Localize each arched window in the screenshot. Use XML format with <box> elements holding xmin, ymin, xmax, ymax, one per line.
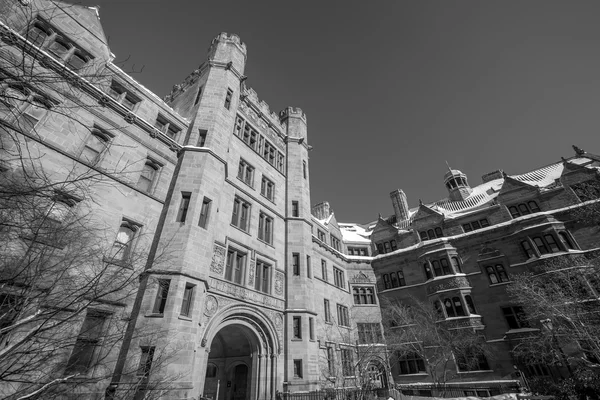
<box><xmin>533</xmin><ymin>237</ymin><xmax>549</xmax><ymax>255</ymax></box>
<box><xmin>48</xmin><ymin>37</ymin><xmax>70</xmax><ymax>58</ymax></box>
<box><xmin>137</xmin><ymin>160</ymin><xmax>159</xmax><ymax>193</ymax></box>
<box><xmin>434</xmin><ymin>227</ymin><xmax>443</xmax><ymax>238</ymax></box>
<box><xmin>397</xmin><ymin>270</ymin><xmax>406</xmax><ymax>287</ymax></box>
<box><xmin>544</xmin><ymin>234</ymin><xmax>560</xmax><ymax>252</ymax></box>
<box><xmin>112</xmin><ymin>221</ymin><xmax>138</xmax><ymax>261</ymax></box>
<box><xmin>383</xmin><ymin>274</ymin><xmax>391</xmax><ymax>290</ymax></box>
<box><xmin>521</xmin><ymin>240</ymin><xmax>535</xmax><ymax>258</ymax></box>
<box><xmin>486</xmin><ymin>264</ymin><xmax>509</xmax><ymax>284</ymax></box>
<box><xmin>434</xmin><ymin>300</ymin><xmax>444</xmax><ymax>319</ymax></box>
<box><xmin>444</xmin><ymin>298</ymin><xmax>456</xmax><ymax>318</ymax></box>
<box><xmin>67</xmin><ymin>51</ymin><xmax>88</xmax><ymax>70</ymax></box>
<box><xmin>427</xmin><ymin>229</ymin><xmax>435</xmax><ymax>240</ymax></box>
<box><xmin>465</xmin><ymin>295</ymin><xmax>476</xmax><ymax>314</ymax></box>
<box><xmin>451</xmin><ymin>256</ymin><xmax>463</xmax><ymax>273</ymax></box>
<box><xmin>28</xmin><ymin>23</ymin><xmax>52</xmax><ymax>47</ymax></box>
<box><xmin>528</xmin><ymin>201</ymin><xmax>540</xmax><ymax>213</ymax></box>
<box><xmin>431</xmin><ymin>260</ymin><xmax>442</xmax><ymax>277</ymax></box>
<box><xmin>424</xmin><ymin>263</ymin><xmax>433</xmax><ymax>280</ymax></box>
<box><xmin>440</xmin><ymin>258</ymin><xmax>452</xmax><ymax>275</ymax></box>
<box><xmin>81</xmin><ymin>129</ymin><xmax>111</xmax><ymax>164</ymax></box>
<box><xmin>509</xmin><ymin>206</ymin><xmax>520</xmax><ymax>218</ymax></box>
<box><xmin>558</xmin><ymin>231</ymin><xmax>574</xmax><ymax>249</ymax></box>
<box><xmin>453</xmin><ymin>297</ymin><xmax>466</xmax><ymax>316</ymax></box>
<box><xmin>518</xmin><ymin>203</ymin><xmax>531</xmax><ymax>215</ymax></box>
<box><xmin>390</xmin><ymin>272</ymin><xmax>398</xmax><ymax>288</ymax></box>
<box><xmin>206</xmin><ymin>363</ymin><xmax>217</xmax><ymax>378</ymax></box>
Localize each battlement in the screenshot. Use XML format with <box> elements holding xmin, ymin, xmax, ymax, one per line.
<box><xmin>163</xmin><ymin>63</ymin><xmax>205</xmax><ymax>104</ymax></box>
<box><xmin>208</xmin><ymin>32</ymin><xmax>247</xmax><ymax>57</ymax></box>
<box><xmin>279</xmin><ymin>107</ymin><xmax>307</xmax><ymax>123</ymax></box>
<box><xmin>242</xmin><ymin>87</ymin><xmax>286</xmax><ymax>134</ymax></box>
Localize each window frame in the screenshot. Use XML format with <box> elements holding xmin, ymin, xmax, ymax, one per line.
<box><xmin>225</xmin><ymin>247</ymin><xmax>246</xmax><ymax>285</ymax></box>
<box><xmin>485</xmin><ymin>263</ymin><xmax>510</xmax><ymax>285</ymax></box>
<box><xmin>254</xmin><ymin>260</ymin><xmax>271</xmax><ymax>294</ymax></box>
<box><xmin>333</xmin><ymin>267</ymin><xmax>345</xmax><ymax>289</ymax></box>
<box><xmin>198</xmin><ymin>197</ymin><xmax>212</xmax><ymax>229</ymax></box>
<box><xmin>152</xmin><ymin>279</ymin><xmax>171</xmax><ymax>315</ymax></box>
<box><xmin>137</xmin><ymin>158</ymin><xmax>161</xmax><ymax>194</ymax></box>
<box><xmin>258</xmin><ymin>211</ymin><xmax>274</xmax><ymax>245</ymax></box>
<box><xmin>231</xmin><ymin>196</ymin><xmax>251</xmax><ymax>232</ymax></box>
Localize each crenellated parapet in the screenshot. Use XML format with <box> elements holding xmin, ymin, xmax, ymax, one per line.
<box><xmin>208</xmin><ymin>32</ymin><xmax>247</xmax><ymax>59</ymax></box>
<box><xmin>239</xmin><ymin>86</ymin><xmax>287</xmax><ymax>141</ymax></box>
<box><xmin>279</xmin><ymin>106</ymin><xmax>307</xmax><ymax>124</ymax></box>
<box><xmin>163</xmin><ymin>62</ymin><xmax>208</xmax><ymax>103</ymax></box>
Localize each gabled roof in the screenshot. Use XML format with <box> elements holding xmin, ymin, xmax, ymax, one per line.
<box><xmin>53</xmin><ymin>1</ymin><xmax>108</xmax><ymax>46</ymax></box>
<box><xmin>374</xmin><ymin>154</ymin><xmax>600</xmax><ymax>227</ymax></box>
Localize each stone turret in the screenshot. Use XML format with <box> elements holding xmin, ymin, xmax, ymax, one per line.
<box><xmin>207</xmin><ymin>32</ymin><xmax>247</xmax><ymax>75</ymax></box>
<box><xmin>312</xmin><ymin>201</ymin><xmax>331</xmax><ymax>220</ymax></box>
<box><xmin>444</xmin><ymin>169</ymin><xmax>473</xmax><ymax>201</ymax></box>
<box><xmin>390</xmin><ymin>189</ymin><xmax>410</xmax><ymax>222</ymax></box>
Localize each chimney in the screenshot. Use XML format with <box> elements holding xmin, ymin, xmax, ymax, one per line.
<box><xmin>481</xmin><ymin>169</ymin><xmax>504</xmax><ymax>183</ymax></box>
<box><xmin>390</xmin><ymin>189</ymin><xmax>410</xmax><ymax>222</ymax></box>
<box><xmin>311</xmin><ymin>201</ymin><xmax>331</xmax><ymax>220</ymax></box>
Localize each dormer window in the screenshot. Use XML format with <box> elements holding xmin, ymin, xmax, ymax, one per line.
<box><xmin>28</xmin><ymin>22</ymin><xmax>51</xmax><ymax>47</ymax></box>
<box><xmin>48</xmin><ymin>38</ymin><xmax>70</xmax><ymax>58</ymax></box>
<box><xmin>108</xmin><ymin>80</ymin><xmax>140</xmax><ymax>111</ymax></box>
<box><xmin>26</xmin><ymin>19</ymin><xmax>93</xmax><ymax>70</ymax></box>
<box><xmin>419</xmin><ymin>227</ymin><xmax>443</xmax><ymax>241</ymax></box>
<box><xmin>154</xmin><ymin>114</ymin><xmax>181</xmax><ymax>140</ymax></box>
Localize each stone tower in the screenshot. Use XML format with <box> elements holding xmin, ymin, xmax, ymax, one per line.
<box><xmin>279</xmin><ymin>107</ymin><xmax>319</xmax><ymax>391</ymax></box>
<box><xmin>444</xmin><ymin>169</ymin><xmax>473</xmax><ymax>201</ymax></box>
<box><xmin>390</xmin><ymin>189</ymin><xmax>410</xmax><ymax>222</ymax></box>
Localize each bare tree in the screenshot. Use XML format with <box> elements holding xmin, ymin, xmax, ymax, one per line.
<box><xmin>0</xmin><ymin>2</ymin><xmax>179</xmax><ymax>398</ymax></box>
<box><xmin>318</xmin><ymin>320</ymin><xmax>388</xmax><ymax>391</ymax></box>
<box><xmin>506</xmin><ymin>255</ymin><xmax>600</xmax><ymax>397</ymax></box>
<box><xmin>382</xmin><ymin>297</ymin><xmax>492</xmax><ymax>386</ymax></box>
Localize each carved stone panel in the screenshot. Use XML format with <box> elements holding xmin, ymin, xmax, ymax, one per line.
<box><xmin>248</xmin><ymin>260</ymin><xmax>256</xmax><ymax>286</ymax></box>
<box><xmin>204</xmin><ymin>295</ymin><xmax>218</xmax><ymax>317</ymax></box>
<box><xmin>274</xmin><ymin>271</ymin><xmax>284</xmax><ymax>296</ymax></box>
<box><xmin>426</xmin><ymin>276</ymin><xmax>471</xmax><ymax>295</ymax></box>
<box><xmin>209</xmin><ymin>277</ymin><xmax>285</xmax><ymax>310</ymax></box>
<box><xmin>210</xmin><ymin>243</ymin><xmax>226</xmax><ymax>275</ymax></box>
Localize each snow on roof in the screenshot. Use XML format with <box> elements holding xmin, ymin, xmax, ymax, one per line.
<box><xmin>339</xmin><ymin>223</ymin><xmax>372</xmax><ymax>244</ymax></box>
<box><xmin>386</xmin><ymin>155</ymin><xmax>599</xmax><ymax>227</ymax></box>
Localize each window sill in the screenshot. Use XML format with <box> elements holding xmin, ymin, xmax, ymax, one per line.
<box><xmin>260</xmin><ymin>193</ymin><xmax>276</xmax><ymax>205</ymax></box>
<box><xmin>257</xmin><ymin>237</ymin><xmax>275</xmax><ymax>248</ymax></box>
<box><xmin>102</xmin><ymin>256</ymin><xmax>133</xmax><ymax>269</ymax></box>
<box><xmin>353</xmin><ymin>303</ymin><xmax>379</xmax><ymax>307</ymax></box>
<box><xmin>230</xmin><ymin>224</ymin><xmax>251</xmax><ymax>236</ymax></box>
<box><xmin>178</xmin><ymin>315</ymin><xmax>192</xmax><ymax>321</ymax></box>
<box><xmin>489</xmin><ymin>281</ymin><xmax>512</xmax><ymax>287</ymax></box>
<box><xmin>398</xmin><ymin>373</ymin><xmax>428</xmax><ymax>376</ymax></box>
<box><xmin>291</xmin><ymin>338</ymin><xmax>303</xmax><ymax>342</ymax></box>
<box><xmin>237</xmin><ymin>177</ymin><xmax>254</xmax><ymax>190</ymax></box>
<box><xmin>145</xmin><ymin>313</ymin><xmax>164</xmax><ymax>318</ymax></box>
<box><xmin>457</xmin><ymin>370</ymin><xmax>494</xmax><ymax>374</ymax></box>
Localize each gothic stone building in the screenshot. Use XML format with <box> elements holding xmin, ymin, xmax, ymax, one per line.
<box><xmin>0</xmin><ymin>1</ymin><xmax>599</xmax><ymax>399</ymax></box>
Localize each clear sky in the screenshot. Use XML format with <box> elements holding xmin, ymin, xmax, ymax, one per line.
<box><xmin>75</xmin><ymin>0</ymin><xmax>600</xmax><ymax>224</ymax></box>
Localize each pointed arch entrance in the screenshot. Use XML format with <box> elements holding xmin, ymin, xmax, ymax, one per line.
<box><xmin>201</xmin><ymin>305</ymin><xmax>280</xmax><ymax>400</ymax></box>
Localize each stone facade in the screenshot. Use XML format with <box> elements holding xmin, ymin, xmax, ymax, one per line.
<box><xmin>1</xmin><ymin>1</ymin><xmax>599</xmax><ymax>399</ymax></box>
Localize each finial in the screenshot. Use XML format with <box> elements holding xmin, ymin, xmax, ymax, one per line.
<box><xmin>445</xmin><ymin>160</ymin><xmax>453</xmax><ymax>174</ymax></box>
<box><xmin>561</xmin><ymin>156</ymin><xmax>567</xmax><ymax>162</ymax></box>
<box><xmin>573</xmin><ymin>145</ymin><xmax>585</xmax><ymax>156</ymax></box>
<box><xmin>419</xmin><ymin>199</ymin><xmax>423</xmax><ymax>205</ymax></box>
<box><xmin>502</xmin><ymin>171</ymin><xmax>508</xmax><ymax>178</ymax></box>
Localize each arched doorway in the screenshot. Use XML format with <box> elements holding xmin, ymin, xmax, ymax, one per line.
<box><xmin>365</xmin><ymin>360</ymin><xmax>388</xmax><ymax>389</ymax></box>
<box><xmin>201</xmin><ymin>308</ymin><xmax>280</xmax><ymax>400</ymax></box>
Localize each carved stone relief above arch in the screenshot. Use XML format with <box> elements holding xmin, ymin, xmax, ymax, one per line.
<box><xmin>210</xmin><ymin>243</ymin><xmax>226</xmax><ymax>275</ymax></box>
